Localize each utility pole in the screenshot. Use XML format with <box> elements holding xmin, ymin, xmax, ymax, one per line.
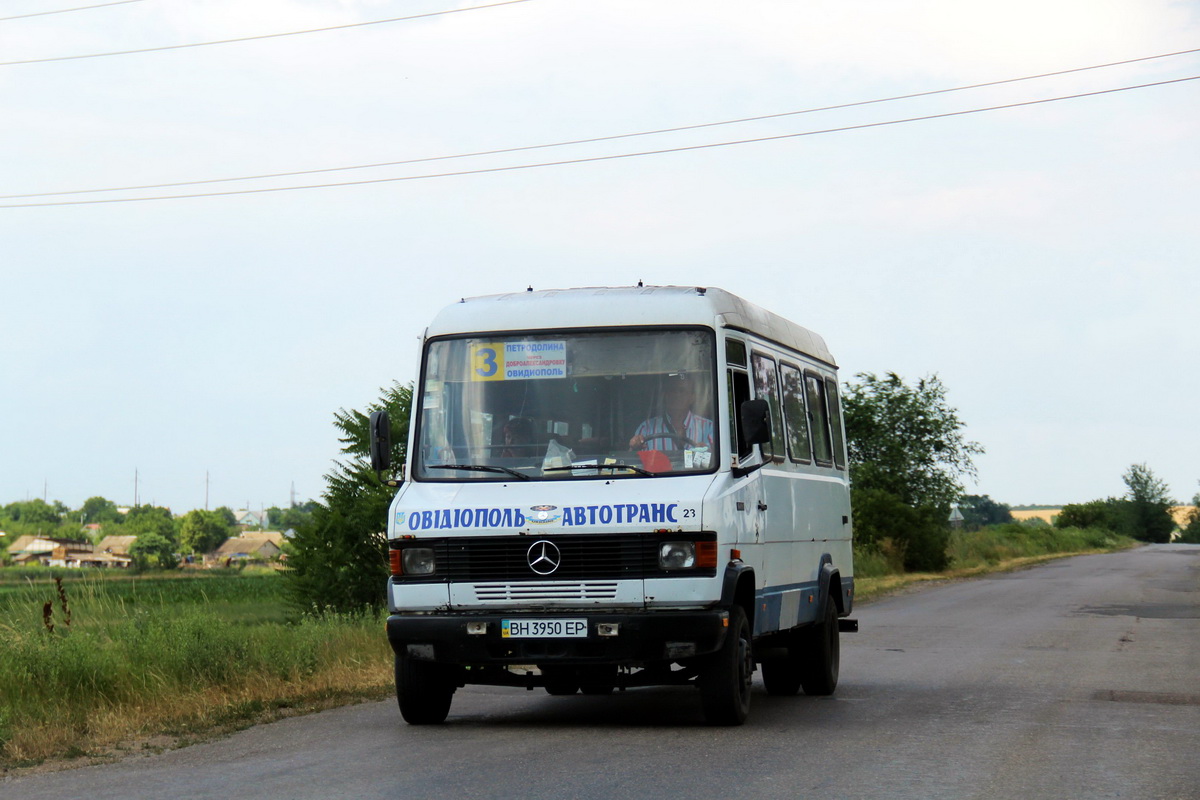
<box><xmin>205</xmin><ymin>470</ymin><xmax>210</xmax><ymax>511</ymax></box>
<box><xmin>134</xmin><ymin>468</ymin><xmax>139</xmax><ymax>507</ymax></box>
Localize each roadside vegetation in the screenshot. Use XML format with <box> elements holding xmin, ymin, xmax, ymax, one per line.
<box><xmin>0</xmin><ymin>570</ymin><xmax>391</xmax><ymax>769</ymax></box>
<box><xmin>853</xmin><ymin>523</ymin><xmax>1137</xmax><ymax>601</ymax></box>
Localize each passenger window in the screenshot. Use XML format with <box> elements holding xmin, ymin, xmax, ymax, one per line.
<box><xmin>751</xmin><ymin>353</ymin><xmax>785</xmax><ymax>463</ymax></box>
<box><xmin>805</xmin><ymin>372</ymin><xmax>833</xmax><ymax>466</ymax></box>
<box><xmin>824</xmin><ymin>377</ymin><xmax>847</xmax><ymax>470</ymax></box>
<box><xmin>780</xmin><ymin>364</ymin><xmax>812</xmax><ymax>463</ymax></box>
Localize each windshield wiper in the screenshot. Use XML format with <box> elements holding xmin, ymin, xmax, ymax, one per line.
<box><xmin>544</xmin><ymin>463</ymin><xmax>656</xmax><ymax>477</ymax></box>
<box><xmin>427</xmin><ymin>463</ymin><xmax>531</xmax><ymax>481</ymax></box>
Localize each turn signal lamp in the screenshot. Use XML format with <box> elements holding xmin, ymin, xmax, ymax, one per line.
<box><xmin>390</xmin><ymin>547</ymin><xmax>436</xmax><ymax>576</ymax></box>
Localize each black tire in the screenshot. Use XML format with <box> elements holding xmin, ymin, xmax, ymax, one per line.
<box><xmin>395</xmin><ymin>654</ymin><xmax>455</xmax><ymax>724</ymax></box>
<box><xmin>799</xmin><ymin>597</ymin><xmax>840</xmax><ymax>696</ymax></box>
<box><xmin>760</xmin><ymin>640</ymin><xmax>804</xmax><ymax>697</ymax></box>
<box><xmin>578</xmin><ymin>665</ymin><xmax>616</xmax><ymax>695</ymax></box>
<box><xmin>699</xmin><ymin>605</ymin><xmax>753</xmax><ymax>725</ymax></box>
<box><xmin>541</xmin><ymin>666</ymin><xmax>579</xmax><ymax>696</ymax></box>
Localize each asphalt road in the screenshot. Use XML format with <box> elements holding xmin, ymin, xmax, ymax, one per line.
<box><xmin>4</xmin><ymin>544</ymin><xmax>1198</xmax><ymax>800</ymax></box>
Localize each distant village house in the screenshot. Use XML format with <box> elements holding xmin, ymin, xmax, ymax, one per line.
<box><xmin>7</xmin><ymin>535</ymin><xmax>132</xmax><ymax>568</ymax></box>
<box><xmin>208</xmin><ymin>531</ymin><xmax>284</xmax><ymax>565</ymax></box>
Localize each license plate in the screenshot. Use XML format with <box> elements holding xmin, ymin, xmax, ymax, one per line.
<box><xmin>501</xmin><ymin>618</ymin><xmax>588</xmax><ymax>638</ymax></box>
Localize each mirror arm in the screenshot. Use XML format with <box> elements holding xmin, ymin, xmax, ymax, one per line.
<box><xmin>731</xmin><ymin>460</ymin><xmax>766</xmax><ymax>479</ymax></box>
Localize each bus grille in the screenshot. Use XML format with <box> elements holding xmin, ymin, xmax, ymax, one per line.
<box><xmin>472</xmin><ymin>582</ymin><xmax>620</xmax><ymax>601</ymax></box>
<box><xmin>392</xmin><ymin>533</ymin><xmax>716</xmax><ymax>583</ymax></box>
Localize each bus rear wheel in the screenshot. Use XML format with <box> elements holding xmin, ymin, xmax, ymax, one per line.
<box><xmin>799</xmin><ymin>598</ymin><xmax>840</xmax><ymax>696</ymax></box>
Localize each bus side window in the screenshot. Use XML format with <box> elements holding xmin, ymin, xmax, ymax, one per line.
<box><xmin>780</xmin><ymin>363</ymin><xmax>812</xmax><ymax>463</ymax></box>
<box><xmin>824</xmin><ymin>377</ymin><xmax>847</xmax><ymax>470</ymax></box>
<box><xmin>805</xmin><ymin>372</ymin><xmax>834</xmax><ymax>466</ymax></box>
<box><xmin>751</xmin><ymin>353</ymin><xmax>785</xmax><ymax>463</ymax></box>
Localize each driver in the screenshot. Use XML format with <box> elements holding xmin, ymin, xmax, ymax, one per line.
<box><xmin>628</xmin><ymin>374</ymin><xmax>714</xmax><ymax>451</ymax></box>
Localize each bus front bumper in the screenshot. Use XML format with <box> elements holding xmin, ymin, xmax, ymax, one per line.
<box><xmin>386</xmin><ymin>609</ymin><xmax>730</xmax><ymax>666</ymax></box>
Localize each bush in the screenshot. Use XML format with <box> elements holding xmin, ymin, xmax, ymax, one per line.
<box><xmin>852</xmin><ymin>487</ymin><xmax>949</xmax><ymax>572</ymax></box>
<box><xmin>1055</xmin><ymin>499</ymin><xmax>1127</xmax><ymax>532</ymax></box>
<box><xmin>1179</xmin><ymin>505</ymin><xmax>1200</xmax><ymax>544</ymax></box>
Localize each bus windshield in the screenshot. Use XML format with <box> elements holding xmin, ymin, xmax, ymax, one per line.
<box><xmin>414</xmin><ymin>329</ymin><xmax>718</xmax><ymax>481</ymax></box>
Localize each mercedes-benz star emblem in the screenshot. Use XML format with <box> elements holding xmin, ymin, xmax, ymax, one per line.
<box><xmin>527</xmin><ymin>540</ymin><xmax>562</xmax><ymax>575</ymax></box>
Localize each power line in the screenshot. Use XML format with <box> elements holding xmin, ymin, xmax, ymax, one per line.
<box><xmin>0</xmin><ymin>0</ymin><xmax>532</xmax><ymax>66</ymax></box>
<box><xmin>4</xmin><ymin>74</ymin><xmax>1196</xmax><ymax>209</ymax></box>
<box><xmin>6</xmin><ymin>46</ymin><xmax>1199</xmax><ymax>201</ymax></box>
<box><xmin>0</xmin><ymin>0</ymin><xmax>144</xmax><ymax>23</ymax></box>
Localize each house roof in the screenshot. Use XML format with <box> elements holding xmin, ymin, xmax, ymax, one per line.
<box><xmin>7</xmin><ymin>535</ymin><xmax>83</xmax><ymax>554</ymax></box>
<box><xmin>212</xmin><ymin>536</ymin><xmax>281</xmax><ymax>558</ymax></box>
<box><xmin>238</xmin><ymin>530</ymin><xmax>285</xmax><ymax>546</ymax></box>
<box><xmin>96</xmin><ymin>535</ymin><xmax>138</xmax><ymax>554</ymax></box>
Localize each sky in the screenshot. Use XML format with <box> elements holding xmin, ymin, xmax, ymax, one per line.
<box><xmin>2</xmin><ymin>0</ymin><xmax>1197</xmax><ymax>514</ymax></box>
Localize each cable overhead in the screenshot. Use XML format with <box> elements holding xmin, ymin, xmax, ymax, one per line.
<box><xmin>0</xmin><ymin>1</ymin><xmax>144</xmax><ymax>23</ymax></box>
<box><xmin>3</xmin><ymin>74</ymin><xmax>1196</xmax><ymax>209</ymax></box>
<box><xmin>0</xmin><ymin>0</ymin><xmax>532</xmax><ymax>66</ymax></box>
<box><xmin>5</xmin><ymin>46</ymin><xmax>1199</xmax><ymax>201</ymax></box>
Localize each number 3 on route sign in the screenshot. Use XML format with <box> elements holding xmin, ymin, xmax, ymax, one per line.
<box><xmin>470</xmin><ymin>343</ymin><xmax>505</xmax><ymax>381</ymax></box>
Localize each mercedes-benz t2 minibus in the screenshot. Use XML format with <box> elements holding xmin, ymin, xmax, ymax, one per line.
<box><xmin>369</xmin><ymin>285</ymin><xmax>856</xmax><ymax>726</ymax></box>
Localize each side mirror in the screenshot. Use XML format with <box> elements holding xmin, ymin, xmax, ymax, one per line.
<box><xmin>368</xmin><ymin>410</ymin><xmax>392</xmax><ymax>472</ymax></box>
<box><xmin>740</xmin><ymin>398</ymin><xmax>772</xmax><ymax>447</ymax></box>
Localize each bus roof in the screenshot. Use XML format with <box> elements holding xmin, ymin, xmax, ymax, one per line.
<box><xmin>426</xmin><ymin>285</ymin><xmax>836</xmax><ymax>367</ymax></box>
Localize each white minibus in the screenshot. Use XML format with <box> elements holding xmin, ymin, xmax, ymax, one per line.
<box><xmin>369</xmin><ymin>285</ymin><xmax>856</xmax><ymax>725</ymax></box>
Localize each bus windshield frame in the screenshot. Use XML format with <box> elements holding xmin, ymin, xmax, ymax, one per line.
<box><xmin>412</xmin><ymin>327</ymin><xmax>719</xmax><ymax>482</ymax></box>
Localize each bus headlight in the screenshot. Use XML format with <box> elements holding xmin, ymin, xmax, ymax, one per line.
<box><xmin>659</xmin><ymin>542</ymin><xmax>697</xmax><ymax>570</ymax></box>
<box><xmin>402</xmin><ymin>548</ymin><xmax>437</xmax><ymax>575</ymax></box>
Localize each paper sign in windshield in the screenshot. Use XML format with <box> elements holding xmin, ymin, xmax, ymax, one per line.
<box><xmin>471</xmin><ymin>341</ymin><xmax>566</xmax><ymax>381</ymax></box>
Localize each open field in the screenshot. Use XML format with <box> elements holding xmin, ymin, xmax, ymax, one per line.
<box><xmin>1009</xmin><ymin>506</ymin><xmax>1195</xmax><ymax>527</ymax></box>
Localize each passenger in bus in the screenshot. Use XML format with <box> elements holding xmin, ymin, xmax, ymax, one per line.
<box><xmin>500</xmin><ymin>417</ymin><xmax>535</xmax><ymax>457</ymax></box>
<box><xmin>628</xmin><ymin>374</ymin><xmax>714</xmax><ymax>451</ymax></box>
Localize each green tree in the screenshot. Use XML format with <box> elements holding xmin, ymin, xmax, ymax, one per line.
<box><xmin>285</xmin><ymin>383</ymin><xmax>411</xmax><ymax>615</ymax></box>
<box><xmin>78</xmin><ymin>496</ymin><xmax>123</xmax><ymax>525</ymax></box>
<box><xmin>843</xmin><ymin>373</ymin><xmax>983</xmax><ymax>571</ymax></box>
<box><xmin>1055</xmin><ymin>498</ymin><xmax>1128</xmax><ymax>532</ymax></box>
<box><xmin>1179</xmin><ymin>486</ymin><xmax>1200</xmax><ymax>544</ymax></box>
<box><xmin>125</xmin><ymin>505</ymin><xmax>178</xmax><ymax>544</ymax></box>
<box><xmin>2</xmin><ymin>499</ymin><xmax>68</xmax><ymax>527</ymax></box>
<box><xmin>851</xmin><ymin>488</ymin><xmax>950</xmax><ymax>572</ymax></box>
<box><xmin>129</xmin><ymin>532</ymin><xmax>180</xmax><ymax>571</ymax></box>
<box><xmin>958</xmin><ymin>494</ymin><xmax>1014</xmax><ymax>528</ymax></box>
<box><xmin>178</xmin><ymin>509</ymin><xmax>235</xmax><ymax>554</ymax></box>
<box><xmin>843</xmin><ymin>373</ymin><xmax>984</xmax><ymax>509</ymax></box>
<box><xmin>1123</xmin><ymin>463</ymin><xmax>1175</xmax><ymax>543</ymax></box>
<box><xmin>268</xmin><ymin>502</ymin><xmax>316</xmax><ymax>531</ymax></box>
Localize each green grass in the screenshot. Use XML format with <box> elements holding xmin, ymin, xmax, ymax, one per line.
<box><xmin>946</xmin><ymin>523</ymin><xmax>1135</xmax><ymax>570</ymax></box>
<box><xmin>0</xmin><ymin>569</ymin><xmax>291</xmax><ymax>630</ymax></box>
<box><xmin>0</xmin><ymin>570</ymin><xmax>392</xmax><ymax>768</ymax></box>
